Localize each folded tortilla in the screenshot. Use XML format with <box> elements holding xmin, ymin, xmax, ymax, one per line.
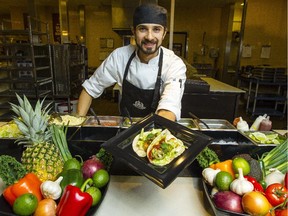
<box><xmin>132</xmin><ymin>128</ymin><xmax>162</xmax><ymax>157</ymax></box>
<box><xmin>146</xmin><ymin>129</ymin><xmax>186</xmax><ymax>166</ymax></box>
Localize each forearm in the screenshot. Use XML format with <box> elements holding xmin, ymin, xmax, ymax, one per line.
<box><xmin>157</xmin><ymin>109</ymin><xmax>176</xmax><ymax>121</ymax></box>
<box><xmin>77</xmin><ymin>89</ymin><xmax>93</xmax><ymax>116</ymax></box>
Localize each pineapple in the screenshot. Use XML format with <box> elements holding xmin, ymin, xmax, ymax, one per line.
<box><xmin>10</xmin><ymin>94</ymin><xmax>64</xmax><ymax>181</ymax></box>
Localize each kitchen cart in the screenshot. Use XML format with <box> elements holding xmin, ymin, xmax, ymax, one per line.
<box><xmin>52</xmin><ymin>44</ymin><xmax>87</xmax><ymax>113</ymax></box>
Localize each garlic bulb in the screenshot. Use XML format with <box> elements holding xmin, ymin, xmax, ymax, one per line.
<box><xmin>40</xmin><ymin>176</ymin><xmax>63</xmax><ymax>200</ymax></box>
<box><xmin>202</xmin><ymin>167</ymin><xmax>221</xmax><ymax>186</ymax></box>
<box><xmin>230</xmin><ymin>168</ymin><xmax>253</xmax><ymax>195</ymax></box>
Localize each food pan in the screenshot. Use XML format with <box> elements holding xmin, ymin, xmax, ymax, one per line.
<box><xmin>84</xmin><ymin>115</ymin><xmax>121</xmax><ymax>127</ymax></box>
<box><xmin>120</xmin><ymin>117</ymin><xmax>143</xmax><ymax>128</ymax></box>
<box><xmin>200</xmin><ymin>130</ymin><xmax>251</xmax><ymax>145</ymax></box>
<box><xmin>49</xmin><ymin>113</ymin><xmax>87</xmax><ymax>126</ymax></box>
<box><xmin>177</xmin><ymin>118</ymin><xmax>199</xmax><ymax>130</ymax></box>
<box><xmin>240</xmin><ymin>130</ymin><xmax>286</xmax><ymax>146</ymax></box>
<box><xmin>198</xmin><ymin>119</ymin><xmax>236</xmax><ymax>130</ymax></box>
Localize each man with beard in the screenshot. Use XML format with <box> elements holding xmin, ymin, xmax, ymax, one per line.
<box><xmin>77</xmin><ymin>4</ymin><xmax>186</xmax><ymax>121</ymax></box>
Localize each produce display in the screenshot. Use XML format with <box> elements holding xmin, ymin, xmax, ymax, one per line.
<box><xmin>0</xmin><ymin>94</ymin><xmax>112</xmax><ymax>216</ymax></box>
<box><xmin>201</xmin><ymin>140</ymin><xmax>288</xmax><ymax>216</ymax></box>
<box><xmin>132</xmin><ymin>128</ymin><xmax>186</xmax><ymax>166</ymax></box>
<box><xmin>0</xmin><ymin>95</ymin><xmax>287</xmax><ymax>215</ymax></box>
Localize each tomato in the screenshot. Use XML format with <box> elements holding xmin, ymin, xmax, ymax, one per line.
<box><xmin>266</xmin><ymin>208</ymin><xmax>288</xmax><ymax>216</ymax></box>
<box><xmin>275</xmin><ymin>209</ymin><xmax>288</xmax><ymax>216</ymax></box>
<box><xmin>265</xmin><ymin>183</ymin><xmax>288</xmax><ymax>206</ymax></box>
<box><xmin>242</xmin><ymin>191</ymin><xmax>272</xmax><ymax>216</ymax></box>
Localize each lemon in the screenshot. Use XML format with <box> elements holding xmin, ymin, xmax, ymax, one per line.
<box><xmin>215</xmin><ymin>171</ymin><xmax>233</xmax><ymax>191</ymax></box>
<box><xmin>92</xmin><ymin>169</ymin><xmax>110</xmax><ymax>188</ymax></box>
<box><xmin>13</xmin><ymin>193</ymin><xmax>38</xmax><ymax>216</ymax></box>
<box><xmin>232</xmin><ymin>157</ymin><xmax>250</xmax><ymax>175</ymax></box>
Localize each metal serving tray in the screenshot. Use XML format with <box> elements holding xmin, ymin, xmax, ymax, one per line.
<box><xmin>198</xmin><ymin>119</ymin><xmax>236</xmax><ymax>130</ymax></box>
<box><xmin>84</xmin><ymin>116</ymin><xmax>122</xmax><ymax>127</ymax></box>
<box><xmin>120</xmin><ymin>117</ymin><xmax>143</xmax><ymax>128</ymax></box>
<box><xmin>177</xmin><ymin>118</ymin><xmax>199</xmax><ymax>130</ymax></box>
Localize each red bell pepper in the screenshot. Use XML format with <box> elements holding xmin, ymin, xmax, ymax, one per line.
<box><xmin>244</xmin><ymin>175</ymin><xmax>264</xmax><ymax>192</ymax></box>
<box><xmin>3</xmin><ymin>173</ymin><xmax>43</xmax><ymax>206</ymax></box>
<box><xmin>56</xmin><ymin>178</ymin><xmax>93</xmax><ymax>216</ymax></box>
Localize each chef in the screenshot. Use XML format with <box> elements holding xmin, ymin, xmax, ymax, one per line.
<box><xmin>77</xmin><ymin>3</ymin><xmax>186</xmax><ymax>121</ymax></box>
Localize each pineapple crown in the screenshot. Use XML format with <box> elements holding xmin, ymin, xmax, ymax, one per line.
<box><xmin>10</xmin><ymin>94</ymin><xmax>53</xmax><ymax>145</ymax></box>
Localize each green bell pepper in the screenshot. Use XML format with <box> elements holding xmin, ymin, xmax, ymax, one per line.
<box><xmin>58</xmin><ymin>169</ymin><xmax>84</xmax><ymax>190</ymax></box>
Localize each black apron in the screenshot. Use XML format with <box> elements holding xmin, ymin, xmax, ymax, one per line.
<box><xmin>120</xmin><ymin>49</ymin><xmax>163</xmax><ymax>117</ymax></box>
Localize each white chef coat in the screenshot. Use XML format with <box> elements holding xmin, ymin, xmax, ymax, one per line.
<box><xmin>82</xmin><ymin>44</ymin><xmax>187</xmax><ymax>120</ymax></box>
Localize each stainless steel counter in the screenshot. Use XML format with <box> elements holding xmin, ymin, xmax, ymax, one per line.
<box><xmin>201</xmin><ymin>77</ymin><xmax>245</xmax><ymax>93</ymax></box>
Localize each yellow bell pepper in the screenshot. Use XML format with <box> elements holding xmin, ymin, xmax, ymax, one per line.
<box><xmin>210</xmin><ymin>159</ymin><xmax>235</xmax><ymax>179</ymax></box>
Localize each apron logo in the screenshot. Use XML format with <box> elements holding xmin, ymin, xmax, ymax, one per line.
<box><xmin>133</xmin><ymin>101</ymin><xmax>146</xmax><ymax>110</ymax></box>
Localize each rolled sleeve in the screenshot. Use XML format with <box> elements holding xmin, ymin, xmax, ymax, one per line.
<box><xmin>156</xmin><ymin>53</ymin><xmax>186</xmax><ymax>120</ymax></box>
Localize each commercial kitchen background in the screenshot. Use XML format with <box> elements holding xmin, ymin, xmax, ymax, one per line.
<box><xmin>0</xmin><ymin>0</ymin><xmax>286</xmax><ymax>129</ymax></box>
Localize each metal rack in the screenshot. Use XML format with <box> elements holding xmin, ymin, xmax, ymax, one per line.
<box><xmin>52</xmin><ymin>44</ymin><xmax>87</xmax><ymax>113</ymax></box>
<box><xmin>244</xmin><ymin>67</ymin><xmax>287</xmax><ymax>117</ymax></box>
<box><xmin>0</xmin><ymin>16</ymin><xmax>54</xmax><ymax>119</ymax></box>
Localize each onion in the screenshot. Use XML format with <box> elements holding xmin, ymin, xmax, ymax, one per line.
<box><xmin>34</xmin><ymin>198</ymin><xmax>57</xmax><ymax>216</ymax></box>
<box><xmin>213</xmin><ymin>191</ymin><xmax>244</xmax><ymax>213</ymax></box>
<box><xmin>82</xmin><ymin>155</ymin><xmax>105</xmax><ymax>179</ymax></box>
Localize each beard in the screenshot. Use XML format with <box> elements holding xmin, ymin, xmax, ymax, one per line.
<box><xmin>136</xmin><ymin>39</ymin><xmax>161</xmax><ymax>55</ymax></box>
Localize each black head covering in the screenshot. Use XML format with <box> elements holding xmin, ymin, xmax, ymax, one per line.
<box><xmin>133</xmin><ymin>4</ymin><xmax>167</xmax><ymax>28</ymax></box>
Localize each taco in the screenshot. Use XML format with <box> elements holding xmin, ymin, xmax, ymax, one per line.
<box><xmin>132</xmin><ymin>128</ymin><xmax>162</xmax><ymax>157</ymax></box>
<box><xmin>146</xmin><ymin>129</ymin><xmax>186</xmax><ymax>166</ymax></box>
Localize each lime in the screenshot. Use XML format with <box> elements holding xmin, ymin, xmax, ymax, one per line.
<box><xmin>215</xmin><ymin>171</ymin><xmax>233</xmax><ymax>191</ymax></box>
<box><xmin>92</xmin><ymin>169</ymin><xmax>109</xmax><ymax>188</ymax></box>
<box><xmin>232</xmin><ymin>157</ymin><xmax>250</xmax><ymax>175</ymax></box>
<box><xmin>63</xmin><ymin>158</ymin><xmax>82</xmax><ymax>170</ymax></box>
<box><xmin>86</xmin><ymin>186</ymin><xmax>102</xmax><ymax>206</ymax></box>
<box><xmin>13</xmin><ymin>193</ymin><xmax>38</xmax><ymax>216</ymax></box>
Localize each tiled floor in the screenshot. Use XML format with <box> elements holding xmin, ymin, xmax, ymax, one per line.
<box><xmin>91</xmin><ymin>91</ymin><xmax>287</xmax><ymax>131</ymax></box>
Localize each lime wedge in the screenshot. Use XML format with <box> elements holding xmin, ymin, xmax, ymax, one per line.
<box><xmin>266</xmin><ymin>133</ymin><xmax>279</xmax><ymax>140</ymax></box>
<box><xmin>249</xmin><ymin>132</ymin><xmax>268</xmax><ymax>143</ymax></box>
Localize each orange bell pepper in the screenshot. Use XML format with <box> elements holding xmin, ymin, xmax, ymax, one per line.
<box><xmin>3</xmin><ymin>173</ymin><xmax>43</xmax><ymax>206</ymax></box>
<box><xmin>210</xmin><ymin>159</ymin><xmax>235</xmax><ymax>179</ymax></box>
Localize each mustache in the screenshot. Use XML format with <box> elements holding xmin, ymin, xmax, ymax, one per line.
<box><xmin>141</xmin><ymin>39</ymin><xmax>157</xmax><ymax>44</ymax></box>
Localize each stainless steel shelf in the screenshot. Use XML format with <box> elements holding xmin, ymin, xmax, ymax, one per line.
<box><xmin>0</xmin><ymin>16</ymin><xmax>54</xmax><ymax>118</ymax></box>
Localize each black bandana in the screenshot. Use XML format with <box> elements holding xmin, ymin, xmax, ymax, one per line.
<box><xmin>133</xmin><ymin>4</ymin><xmax>167</xmax><ymax>28</ymax></box>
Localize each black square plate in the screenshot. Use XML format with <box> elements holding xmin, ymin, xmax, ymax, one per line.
<box><xmin>102</xmin><ymin>114</ymin><xmax>213</xmax><ymax>188</ymax></box>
